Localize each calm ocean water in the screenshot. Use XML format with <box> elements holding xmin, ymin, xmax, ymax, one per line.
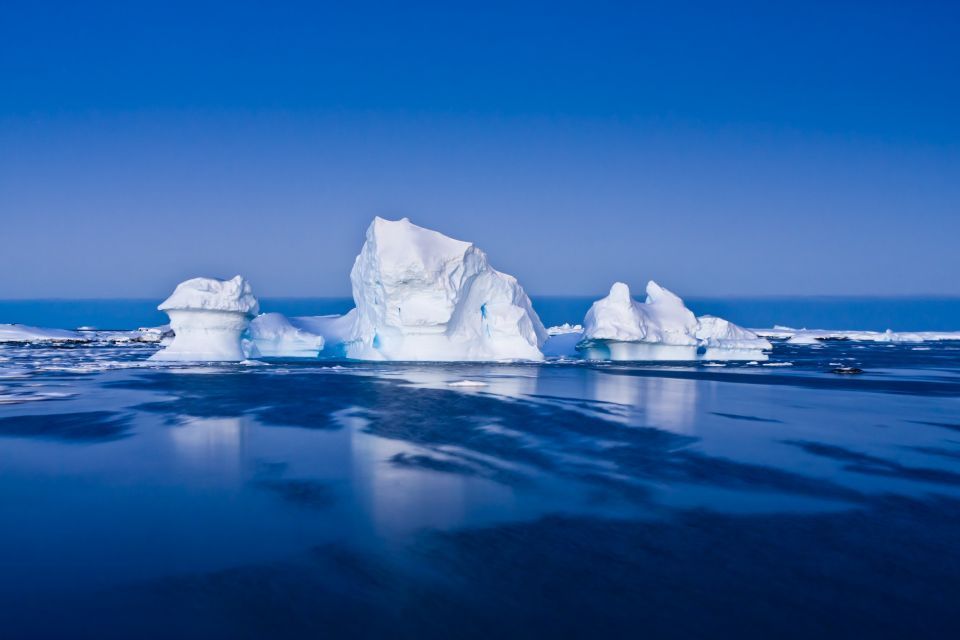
<box><xmin>3</xmin><ymin>296</ymin><xmax>960</xmax><ymax>330</ymax></box>
<box><xmin>3</xmin><ymin>299</ymin><xmax>960</xmax><ymax>637</ymax></box>
<box><xmin>2</xmin><ymin>337</ymin><xmax>960</xmax><ymax>638</ymax></box>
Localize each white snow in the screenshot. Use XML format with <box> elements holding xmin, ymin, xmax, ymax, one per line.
<box><xmin>579</xmin><ymin>282</ymin><xmax>770</xmax><ymax>361</ymax></box>
<box><xmin>546</xmin><ymin>323</ymin><xmax>583</xmax><ymax>336</ymax></box>
<box><xmin>340</xmin><ymin>217</ymin><xmax>547</xmax><ymax>361</ymax></box>
<box><xmin>150</xmin><ymin>276</ymin><xmax>259</xmax><ymax>362</ymax></box>
<box><xmin>0</xmin><ymin>324</ymin><xmax>88</xmax><ymax>343</ymax></box>
<box><xmin>246</xmin><ymin>312</ymin><xmax>324</xmax><ymax>358</ymax></box>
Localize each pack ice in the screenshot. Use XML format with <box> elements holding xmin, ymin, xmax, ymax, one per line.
<box><xmin>150</xmin><ymin>276</ymin><xmax>260</xmax><ymax>361</ymax></box>
<box><xmin>341</xmin><ymin>217</ymin><xmax>547</xmax><ymax>361</ymax></box>
<box><xmin>579</xmin><ymin>282</ymin><xmax>771</xmax><ymax>361</ymax></box>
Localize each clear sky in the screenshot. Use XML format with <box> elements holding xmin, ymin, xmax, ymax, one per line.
<box><xmin>1</xmin><ymin>0</ymin><xmax>958</xmax><ymax>298</ymax></box>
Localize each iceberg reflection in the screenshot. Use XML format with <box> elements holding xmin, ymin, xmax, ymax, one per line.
<box><xmin>590</xmin><ymin>371</ymin><xmax>698</xmax><ymax>434</ymax></box>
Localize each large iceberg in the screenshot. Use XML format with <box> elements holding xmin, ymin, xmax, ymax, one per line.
<box><xmin>150</xmin><ymin>276</ymin><xmax>259</xmax><ymax>362</ymax></box>
<box><xmin>342</xmin><ymin>217</ymin><xmax>547</xmax><ymax>361</ymax></box>
<box><xmin>579</xmin><ymin>282</ymin><xmax>771</xmax><ymax>361</ymax></box>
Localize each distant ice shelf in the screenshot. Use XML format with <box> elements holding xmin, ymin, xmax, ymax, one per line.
<box><xmin>0</xmin><ymin>324</ymin><xmax>88</xmax><ymax>343</ymax></box>
<box><xmin>755</xmin><ymin>327</ymin><xmax>960</xmax><ymax>344</ymax></box>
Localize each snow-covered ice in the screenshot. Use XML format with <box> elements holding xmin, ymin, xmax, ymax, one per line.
<box><xmin>339</xmin><ymin>217</ymin><xmax>547</xmax><ymax>361</ymax></box>
<box><xmin>0</xmin><ymin>324</ymin><xmax>88</xmax><ymax>343</ymax></box>
<box><xmin>150</xmin><ymin>276</ymin><xmax>259</xmax><ymax>362</ymax></box>
<box><xmin>579</xmin><ymin>282</ymin><xmax>771</xmax><ymax>361</ymax></box>
<box><xmin>695</xmin><ymin>315</ymin><xmax>773</xmax><ymax>360</ymax></box>
<box><xmin>247</xmin><ymin>312</ymin><xmax>324</xmax><ymax>358</ymax></box>
<box><xmin>753</xmin><ymin>327</ymin><xmax>960</xmax><ymax>344</ymax></box>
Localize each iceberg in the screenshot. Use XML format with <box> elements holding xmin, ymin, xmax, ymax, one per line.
<box><xmin>246</xmin><ymin>312</ymin><xmax>325</xmax><ymax>358</ymax></box>
<box><xmin>150</xmin><ymin>276</ymin><xmax>259</xmax><ymax>362</ymax></box>
<box><xmin>341</xmin><ymin>217</ymin><xmax>547</xmax><ymax>361</ymax></box>
<box><xmin>579</xmin><ymin>282</ymin><xmax>771</xmax><ymax>361</ymax></box>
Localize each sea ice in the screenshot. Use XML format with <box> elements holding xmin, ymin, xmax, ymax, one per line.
<box><xmin>0</xmin><ymin>324</ymin><xmax>88</xmax><ymax>343</ymax></box>
<box><xmin>150</xmin><ymin>276</ymin><xmax>259</xmax><ymax>362</ymax></box>
<box><xmin>338</xmin><ymin>217</ymin><xmax>547</xmax><ymax>361</ymax></box>
<box><xmin>754</xmin><ymin>328</ymin><xmax>960</xmax><ymax>344</ymax></box>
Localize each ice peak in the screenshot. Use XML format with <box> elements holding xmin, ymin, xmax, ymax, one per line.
<box><xmin>607</xmin><ymin>282</ymin><xmax>633</xmax><ymax>303</ymax></box>
<box><xmin>644</xmin><ymin>280</ymin><xmax>684</xmax><ymax>307</ymax></box>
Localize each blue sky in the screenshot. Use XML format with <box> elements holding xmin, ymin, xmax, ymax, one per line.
<box><xmin>1</xmin><ymin>0</ymin><xmax>958</xmax><ymax>298</ymax></box>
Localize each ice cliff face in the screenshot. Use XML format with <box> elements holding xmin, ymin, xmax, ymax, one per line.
<box><xmin>581</xmin><ymin>281</ymin><xmax>771</xmax><ymax>360</ymax></box>
<box><xmin>151</xmin><ymin>276</ymin><xmax>259</xmax><ymax>362</ymax></box>
<box><xmin>345</xmin><ymin>217</ymin><xmax>547</xmax><ymax>361</ymax></box>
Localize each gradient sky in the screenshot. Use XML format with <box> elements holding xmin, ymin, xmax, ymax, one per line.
<box><xmin>1</xmin><ymin>0</ymin><xmax>958</xmax><ymax>298</ymax></box>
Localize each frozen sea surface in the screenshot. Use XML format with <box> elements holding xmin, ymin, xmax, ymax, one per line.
<box><xmin>1</xmin><ymin>338</ymin><xmax>960</xmax><ymax>638</ymax></box>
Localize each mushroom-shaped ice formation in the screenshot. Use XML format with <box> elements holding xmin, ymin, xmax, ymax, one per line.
<box><xmin>150</xmin><ymin>275</ymin><xmax>259</xmax><ymax>362</ymax></box>
<box><xmin>344</xmin><ymin>217</ymin><xmax>547</xmax><ymax>361</ymax></box>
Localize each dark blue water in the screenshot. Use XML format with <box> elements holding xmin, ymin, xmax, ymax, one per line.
<box><xmin>3</xmin><ymin>296</ymin><xmax>960</xmax><ymax>331</ymax></box>
<box><xmin>1</xmin><ymin>336</ymin><xmax>960</xmax><ymax>638</ymax></box>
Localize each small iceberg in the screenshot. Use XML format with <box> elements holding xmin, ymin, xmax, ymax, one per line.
<box><xmin>150</xmin><ymin>275</ymin><xmax>259</xmax><ymax>362</ymax></box>
<box><xmin>578</xmin><ymin>282</ymin><xmax>771</xmax><ymax>361</ymax></box>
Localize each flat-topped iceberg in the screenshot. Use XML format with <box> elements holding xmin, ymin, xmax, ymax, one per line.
<box><xmin>579</xmin><ymin>282</ymin><xmax>771</xmax><ymax>361</ymax></box>
<box><xmin>343</xmin><ymin>217</ymin><xmax>547</xmax><ymax>361</ymax></box>
<box><xmin>754</xmin><ymin>327</ymin><xmax>960</xmax><ymax>344</ymax></box>
<box><xmin>150</xmin><ymin>276</ymin><xmax>259</xmax><ymax>362</ymax></box>
<box><xmin>0</xmin><ymin>324</ymin><xmax>88</xmax><ymax>343</ymax></box>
